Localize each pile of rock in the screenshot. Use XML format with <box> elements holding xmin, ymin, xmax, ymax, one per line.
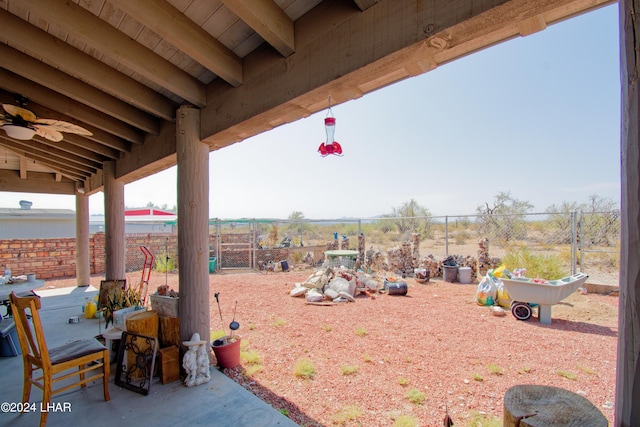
<box><xmin>448</xmin><ymin>254</ymin><xmax>479</xmax><ymax>281</ymax></box>
<box><xmin>412</xmin><ymin>233</ymin><xmax>420</xmax><ymax>266</ymax></box>
<box><xmin>340</xmin><ymin>236</ymin><xmax>350</xmax><ymax>250</ymax></box>
<box><xmin>416</xmin><ymin>254</ymin><xmax>479</xmax><ymax>280</ymax></box>
<box><xmin>357</xmin><ymin>233</ymin><xmax>365</xmax><ymax>267</ymax></box>
<box><xmin>367</xmin><ymin>248</ymin><xmax>387</xmax><ymax>271</ymax></box>
<box><xmin>387</xmin><ymin>241</ymin><xmax>414</xmax><ymax>276</ymax></box>
<box><xmin>418</xmin><ymin>254</ymin><xmax>441</xmax><ymax>278</ymax></box>
<box><xmin>477</xmin><ymin>237</ymin><xmax>501</xmax><ymax>276</ymax></box>
<box><xmin>289</xmin><ymin>267</ymin><xmax>381</xmax><ymax>303</ymax></box>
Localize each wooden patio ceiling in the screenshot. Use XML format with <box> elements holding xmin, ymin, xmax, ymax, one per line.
<box><xmin>0</xmin><ymin>0</ymin><xmax>613</xmax><ymax>197</ymax></box>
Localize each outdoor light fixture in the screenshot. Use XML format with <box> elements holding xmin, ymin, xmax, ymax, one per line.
<box><xmin>1</xmin><ymin>125</ymin><xmax>36</xmax><ymax>140</ymax></box>
<box><xmin>317</xmin><ymin>95</ymin><xmax>343</xmax><ymax>157</ymax></box>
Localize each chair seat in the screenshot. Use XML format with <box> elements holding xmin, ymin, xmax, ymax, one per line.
<box><xmin>49</xmin><ymin>339</ymin><xmax>107</xmax><ymax>365</ymax></box>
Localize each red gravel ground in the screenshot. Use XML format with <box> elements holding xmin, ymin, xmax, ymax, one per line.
<box><xmin>42</xmin><ymin>268</ymin><xmax>618</xmax><ymax>426</ymax></box>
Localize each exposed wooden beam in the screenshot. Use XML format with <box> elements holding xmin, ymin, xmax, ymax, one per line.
<box><xmin>353</xmin><ymin>0</ymin><xmax>380</xmax><ymax>11</ymax></box>
<box><xmin>61</xmin><ymin>135</ymin><xmax>121</xmax><ymax>160</ymax></box>
<box><xmin>0</xmin><ymin>169</ymin><xmax>75</xmax><ymax>195</ymax></box>
<box><xmin>0</xmin><ymin>10</ymin><xmax>176</xmax><ymax>121</ymax></box>
<box><xmin>19</xmin><ymin>156</ymin><xmax>27</xmax><ymax>180</ymax></box>
<box><xmin>33</xmin><ymin>138</ymin><xmax>110</xmax><ymax>164</ymax></box>
<box><xmin>110</xmin><ymin>0</ymin><xmax>243</xmax><ymax>87</ymax></box>
<box><xmin>18</xmin><ymin>102</ymin><xmax>133</xmax><ymax>153</ymax></box>
<box><xmin>222</xmin><ymin>0</ymin><xmax>295</xmax><ymax>57</ymax></box>
<box><xmin>0</xmin><ymin>46</ymin><xmax>160</xmax><ymax>135</ymax></box>
<box><xmin>0</xmin><ymin>137</ymin><xmax>100</xmax><ymax>173</ymax></box>
<box><xmin>0</xmin><ymin>79</ymin><xmax>143</xmax><ymax>145</ymax></box>
<box><xmin>0</xmin><ymin>138</ymin><xmax>92</xmax><ymax>180</ymax></box>
<box><xmin>20</xmin><ymin>0</ymin><xmax>206</xmax><ymax>107</ymax></box>
<box><xmin>202</xmin><ymin>0</ymin><xmax>615</xmax><ymax>147</ymax></box>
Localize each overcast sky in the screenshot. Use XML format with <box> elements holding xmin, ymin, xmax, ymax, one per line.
<box><xmin>1</xmin><ymin>4</ymin><xmax>620</xmax><ymax>219</ymax></box>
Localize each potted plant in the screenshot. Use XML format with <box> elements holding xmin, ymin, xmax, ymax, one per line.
<box><xmin>211</xmin><ymin>293</ymin><xmax>241</xmax><ymax>369</ymax></box>
<box><xmin>102</xmin><ymin>282</ymin><xmax>144</xmax><ymax>328</ymax></box>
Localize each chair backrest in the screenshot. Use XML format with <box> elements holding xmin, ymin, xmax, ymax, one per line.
<box><xmin>9</xmin><ymin>292</ymin><xmax>50</xmax><ymax>367</ymax></box>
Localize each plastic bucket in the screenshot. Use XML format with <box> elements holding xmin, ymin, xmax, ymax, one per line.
<box><xmin>458</xmin><ymin>267</ymin><xmax>472</xmax><ymax>284</ymax></box>
<box><xmin>211</xmin><ymin>336</ymin><xmax>241</xmax><ymax>369</ymax></box>
<box><xmin>443</xmin><ymin>265</ymin><xmax>458</xmax><ymax>283</ymax></box>
<box><xmin>209</xmin><ymin>257</ymin><xmax>217</xmax><ymax>273</ymax></box>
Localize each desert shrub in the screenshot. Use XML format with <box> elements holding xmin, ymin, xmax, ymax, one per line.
<box><xmin>405</xmin><ymin>388</ymin><xmax>426</xmax><ymax>405</ymax></box>
<box><xmin>341</xmin><ymin>364</ymin><xmax>358</xmax><ymax>375</ymax></box>
<box><xmin>502</xmin><ymin>246</ymin><xmax>568</xmax><ymax>279</ymax></box>
<box><xmin>465</xmin><ymin>411</ymin><xmax>501</xmax><ymax>427</ymax></box>
<box><xmin>394</xmin><ymin>414</ymin><xmax>418</xmax><ymax>427</ymax></box>
<box><xmin>332</xmin><ymin>405</ymin><xmax>362</xmax><ymax>424</ymax></box>
<box><xmin>293</xmin><ymin>358</ymin><xmax>316</xmax><ymax>379</ymax></box>
<box><xmin>154</xmin><ymin>250</ymin><xmax>176</xmax><ymax>272</ymax></box>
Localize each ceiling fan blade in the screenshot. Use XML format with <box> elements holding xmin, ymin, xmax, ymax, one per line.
<box><xmin>33</xmin><ymin>119</ymin><xmax>93</xmax><ymax>136</ymax></box>
<box><xmin>33</xmin><ymin>124</ymin><xmax>63</xmax><ymax>142</ymax></box>
<box><xmin>2</xmin><ymin>104</ymin><xmax>37</xmax><ymax>122</ymax></box>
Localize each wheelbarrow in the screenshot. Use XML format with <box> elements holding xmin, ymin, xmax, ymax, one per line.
<box><xmin>500</xmin><ymin>273</ymin><xmax>589</xmax><ymax>324</ymax></box>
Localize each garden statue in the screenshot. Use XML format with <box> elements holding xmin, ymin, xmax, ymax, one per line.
<box><xmin>182</xmin><ymin>332</ymin><xmax>208</xmax><ymax>387</ymax></box>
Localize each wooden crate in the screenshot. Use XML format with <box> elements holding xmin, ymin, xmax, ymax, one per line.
<box><xmin>158</xmin><ymin>346</ymin><xmax>180</xmax><ymax>384</ymax></box>
<box><xmin>149</xmin><ymin>294</ymin><xmax>179</xmax><ymax>317</ymax></box>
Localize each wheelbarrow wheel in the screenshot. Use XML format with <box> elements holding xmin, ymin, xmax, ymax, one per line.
<box><xmin>511</xmin><ymin>301</ymin><xmax>532</xmax><ymax>321</ymax></box>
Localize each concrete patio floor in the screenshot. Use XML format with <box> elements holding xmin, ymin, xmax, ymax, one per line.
<box><xmin>0</xmin><ymin>286</ymin><xmax>297</xmax><ymax>427</ymax></box>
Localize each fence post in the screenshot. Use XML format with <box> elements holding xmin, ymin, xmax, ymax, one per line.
<box><xmin>445</xmin><ymin>215</ymin><xmax>449</xmax><ymax>256</ymax></box>
<box><xmin>252</xmin><ymin>219</ymin><xmax>256</xmax><ymax>270</ymax></box>
<box><xmin>215</xmin><ymin>219</ymin><xmax>221</xmax><ymax>270</ymax></box>
<box><xmin>571</xmin><ymin>211</ymin><xmax>578</xmax><ymax>275</ymax></box>
<box><xmin>578</xmin><ymin>211</ymin><xmax>584</xmax><ymax>273</ymax></box>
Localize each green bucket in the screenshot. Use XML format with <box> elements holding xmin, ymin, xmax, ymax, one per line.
<box><xmin>209</xmin><ymin>257</ymin><xmax>217</xmax><ymax>273</ymax></box>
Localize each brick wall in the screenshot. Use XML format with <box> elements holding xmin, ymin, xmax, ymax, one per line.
<box><xmin>0</xmin><ymin>232</ymin><xmax>179</xmax><ymax>280</ymax></box>
<box><xmin>0</xmin><ymin>237</ymin><xmax>79</xmax><ymax>279</ymax></box>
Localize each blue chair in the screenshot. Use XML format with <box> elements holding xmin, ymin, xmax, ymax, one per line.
<box><xmin>0</xmin><ymin>316</ymin><xmax>19</xmax><ymax>357</ymax></box>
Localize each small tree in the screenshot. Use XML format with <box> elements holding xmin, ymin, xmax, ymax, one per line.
<box><xmin>545</xmin><ymin>200</ymin><xmax>580</xmax><ymax>244</ymax></box>
<box><xmin>476</xmin><ymin>191</ymin><xmax>533</xmax><ymax>242</ymax></box>
<box><xmin>387</xmin><ymin>199</ymin><xmax>433</xmax><ymax>238</ymax></box>
<box><xmin>579</xmin><ymin>195</ymin><xmax>620</xmax><ymax>247</ymax></box>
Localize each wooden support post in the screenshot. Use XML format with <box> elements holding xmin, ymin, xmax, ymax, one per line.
<box><xmin>104</xmin><ymin>160</ymin><xmax>125</xmax><ymax>281</ymax></box>
<box><xmin>176</xmin><ymin>106</ymin><xmax>210</xmax><ymax>347</ymax></box>
<box><xmin>75</xmin><ymin>192</ymin><xmax>90</xmax><ymax>287</ymax></box>
<box><xmin>618</xmin><ymin>0</ymin><xmax>640</xmax><ymax>424</ymax></box>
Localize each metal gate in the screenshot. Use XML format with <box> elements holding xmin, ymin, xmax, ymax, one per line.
<box><xmin>214</xmin><ymin>220</ymin><xmax>257</xmax><ymax>269</ymax></box>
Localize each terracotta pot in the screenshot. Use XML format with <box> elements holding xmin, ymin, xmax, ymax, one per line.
<box><xmin>211</xmin><ymin>336</ymin><xmax>241</xmax><ymax>369</ymax></box>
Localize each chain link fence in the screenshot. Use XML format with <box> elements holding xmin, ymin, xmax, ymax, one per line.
<box><xmin>121</xmin><ymin>211</ymin><xmax>620</xmax><ymax>287</ymax></box>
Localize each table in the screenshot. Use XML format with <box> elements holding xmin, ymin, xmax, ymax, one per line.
<box><xmin>102</xmin><ymin>327</ymin><xmax>125</xmax><ymax>363</ymax></box>
<box><xmin>0</xmin><ymin>280</ymin><xmax>45</xmax><ymax>301</ymax></box>
<box><xmin>1</xmin><ymin>280</ymin><xmax>45</xmax><ymax>318</ymax></box>
<box><xmin>324</xmin><ymin>250</ymin><xmax>359</xmax><ymax>269</ymax></box>
<box><xmin>324</xmin><ymin>250</ymin><xmax>359</xmax><ymax>260</ymax></box>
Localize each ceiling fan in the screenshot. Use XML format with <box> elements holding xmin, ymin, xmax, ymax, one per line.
<box><xmin>0</xmin><ymin>96</ymin><xmax>92</xmax><ymax>142</ymax></box>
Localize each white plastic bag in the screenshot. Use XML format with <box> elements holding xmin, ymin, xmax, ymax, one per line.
<box><xmin>476</xmin><ymin>273</ymin><xmax>499</xmax><ymax>306</ymax></box>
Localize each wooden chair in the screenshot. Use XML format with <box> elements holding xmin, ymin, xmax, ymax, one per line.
<box><xmin>9</xmin><ymin>291</ymin><xmax>110</xmax><ymax>427</ymax></box>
